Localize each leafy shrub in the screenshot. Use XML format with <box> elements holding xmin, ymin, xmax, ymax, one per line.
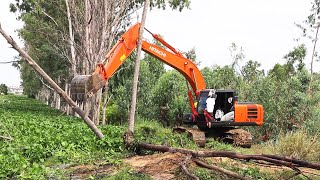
<box><xmin>135</xmin><ymin>118</ymin><xmax>197</xmax><ymax>150</ymax></box>
<box><xmin>0</xmin><ymin>83</ymin><xmax>8</xmax><ymax>95</ymax></box>
<box><xmin>302</xmin><ymin>100</ymin><xmax>320</xmax><ymax>135</ymax></box>
<box><xmin>150</xmin><ymin>71</ymin><xmax>189</xmax><ymax>126</ymax></box>
<box><xmin>192</xmin><ymin>167</ymin><xmax>218</xmax><ymax>180</ymax></box>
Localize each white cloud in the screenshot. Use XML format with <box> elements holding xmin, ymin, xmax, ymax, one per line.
<box><xmin>0</xmin><ymin>0</ymin><xmax>315</xmax><ymax>87</ymax></box>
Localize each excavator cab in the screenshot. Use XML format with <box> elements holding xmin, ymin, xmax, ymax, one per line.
<box><xmin>193</xmin><ymin>89</ymin><xmax>264</xmax><ymax>130</ymax></box>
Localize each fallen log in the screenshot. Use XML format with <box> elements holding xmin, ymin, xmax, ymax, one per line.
<box><xmin>194</xmin><ymin>158</ymin><xmax>250</xmax><ymax>180</ymax></box>
<box><xmin>262</xmin><ymin>154</ymin><xmax>320</xmax><ymax>170</ymax></box>
<box><xmin>136</xmin><ymin>142</ymin><xmax>320</xmax><ymax>171</ymax></box>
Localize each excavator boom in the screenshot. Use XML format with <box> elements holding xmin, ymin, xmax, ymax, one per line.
<box><xmin>71</xmin><ymin>23</ymin><xmax>205</xmax><ymax>106</ymax></box>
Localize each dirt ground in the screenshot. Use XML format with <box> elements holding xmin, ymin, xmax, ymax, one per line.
<box><xmin>123</xmin><ymin>152</ymin><xmax>186</xmax><ymax>179</ymax></box>
<box><xmin>65</xmin><ymin>152</ymin><xmax>189</xmax><ymax>179</ymax></box>
<box><xmin>65</xmin><ymin>152</ymin><xmax>320</xmax><ymax>180</ymax></box>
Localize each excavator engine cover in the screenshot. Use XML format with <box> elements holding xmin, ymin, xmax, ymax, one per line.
<box><xmin>70</xmin><ymin>73</ymin><xmax>105</xmax><ymax>101</ymax></box>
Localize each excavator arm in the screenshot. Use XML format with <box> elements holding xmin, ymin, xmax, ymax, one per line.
<box><xmin>96</xmin><ymin>23</ymin><xmax>205</xmax><ymax>94</ymax></box>
<box><xmin>72</xmin><ymin>23</ymin><xmax>206</xmax><ymax>114</ymax></box>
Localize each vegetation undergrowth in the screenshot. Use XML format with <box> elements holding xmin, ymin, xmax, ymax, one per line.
<box><xmin>105</xmin><ymin>167</ymin><xmax>151</xmax><ymax>180</ymax></box>
<box><xmin>268</xmin><ymin>130</ymin><xmax>320</xmax><ymax>162</ymax></box>
<box><xmin>135</xmin><ymin>118</ymin><xmax>198</xmax><ymax>149</ymax></box>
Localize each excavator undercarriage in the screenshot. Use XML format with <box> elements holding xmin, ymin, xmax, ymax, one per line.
<box><xmin>173</xmin><ymin>126</ymin><xmax>253</xmax><ymax>148</ymax></box>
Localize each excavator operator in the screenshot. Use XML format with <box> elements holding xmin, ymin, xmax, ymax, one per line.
<box><xmin>205</xmin><ymin>90</ymin><xmax>216</xmax><ymax>116</ymax></box>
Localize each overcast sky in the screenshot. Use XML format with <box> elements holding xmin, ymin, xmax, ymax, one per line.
<box><xmin>0</xmin><ymin>0</ymin><xmax>315</xmax><ymax>87</ymax></box>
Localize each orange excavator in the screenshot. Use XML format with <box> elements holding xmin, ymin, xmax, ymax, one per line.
<box><xmin>70</xmin><ymin>23</ymin><xmax>264</xmax><ymax>147</ymax></box>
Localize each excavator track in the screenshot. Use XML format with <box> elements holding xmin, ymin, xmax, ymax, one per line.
<box><xmin>174</xmin><ymin>126</ymin><xmax>252</xmax><ymax>148</ymax></box>
<box><xmin>173</xmin><ymin>126</ymin><xmax>206</xmax><ymax>148</ymax></box>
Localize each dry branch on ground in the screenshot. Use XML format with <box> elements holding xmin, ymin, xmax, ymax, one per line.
<box><xmin>135</xmin><ymin>142</ymin><xmax>320</xmax><ymax>179</ymax></box>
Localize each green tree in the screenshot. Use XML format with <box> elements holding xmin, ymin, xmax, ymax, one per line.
<box><xmin>201</xmin><ymin>65</ymin><xmax>238</xmax><ymax>90</ymax></box>
<box><xmin>0</xmin><ymin>84</ymin><xmax>8</xmax><ymax>95</ymax></box>
<box><xmin>268</xmin><ymin>63</ymin><xmax>288</xmax><ymax>82</ymax></box>
<box><xmin>283</xmin><ymin>44</ymin><xmax>307</xmax><ymax>74</ymax></box>
<box><xmin>268</xmin><ymin>45</ymin><xmax>307</xmax><ymax>82</ymax></box>
<box><xmin>150</xmin><ymin>70</ymin><xmax>188</xmax><ymax>126</ymax></box>
<box><xmin>241</xmin><ymin>60</ymin><xmax>264</xmax><ymax>83</ymax></box>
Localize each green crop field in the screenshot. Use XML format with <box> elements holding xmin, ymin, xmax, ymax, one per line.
<box><xmin>0</xmin><ymin>95</ymin><xmax>127</xmax><ymax>178</ymax></box>
<box><xmin>0</xmin><ymin>95</ymin><xmax>196</xmax><ymax>179</ymax></box>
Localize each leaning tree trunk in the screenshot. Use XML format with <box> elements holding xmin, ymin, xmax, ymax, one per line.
<box><xmin>0</xmin><ymin>22</ymin><xmax>104</xmax><ymax>139</ymax></box>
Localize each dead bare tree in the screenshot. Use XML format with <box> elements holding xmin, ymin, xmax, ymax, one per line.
<box><xmin>66</xmin><ymin>0</ymin><xmax>134</xmax><ymax>125</ymax></box>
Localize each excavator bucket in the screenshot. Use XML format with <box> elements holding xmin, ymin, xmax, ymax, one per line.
<box><xmin>70</xmin><ymin>72</ymin><xmax>105</xmax><ymax>101</ymax></box>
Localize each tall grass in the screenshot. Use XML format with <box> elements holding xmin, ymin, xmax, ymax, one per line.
<box><xmin>269</xmin><ymin>130</ymin><xmax>320</xmax><ymax>162</ymax></box>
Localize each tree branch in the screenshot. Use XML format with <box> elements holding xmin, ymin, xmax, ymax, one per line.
<box><xmin>194</xmin><ymin>158</ymin><xmax>250</xmax><ymax>180</ymax></box>
<box><xmin>0</xmin><ymin>60</ymin><xmax>19</xmax><ymax>64</ymax></box>
<box><xmin>136</xmin><ymin>143</ymin><xmax>320</xmax><ymax>171</ymax></box>
<box><xmin>262</xmin><ymin>154</ymin><xmax>320</xmax><ymax>170</ymax></box>
<box><xmin>180</xmin><ymin>155</ymin><xmax>199</xmax><ymax>180</ymax></box>
<box><xmin>42</xmin><ymin>10</ymin><xmax>59</xmax><ymax>26</ymax></box>
<box><xmin>0</xmin><ymin>135</ymin><xmax>13</xmax><ymax>141</ymax></box>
